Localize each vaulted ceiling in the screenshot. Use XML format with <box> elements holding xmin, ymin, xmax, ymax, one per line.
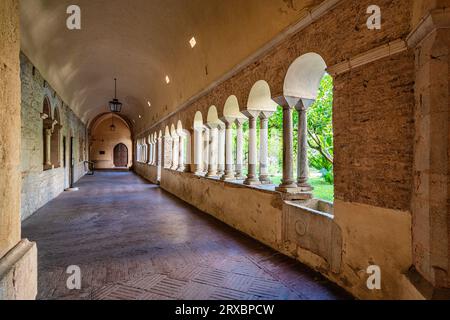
<box><xmin>21</xmin><ymin>0</ymin><xmax>322</xmax><ymax>132</ymax></box>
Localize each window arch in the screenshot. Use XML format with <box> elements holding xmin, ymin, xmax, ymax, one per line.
<box><xmin>41</xmin><ymin>97</ymin><xmax>53</xmax><ymax>170</ymax></box>
<box><xmin>284</xmin><ymin>52</ymin><xmax>334</xmax><ymax>201</ymax></box>
<box><xmin>51</xmin><ymin>107</ymin><xmax>62</xmax><ymax>168</ymax></box>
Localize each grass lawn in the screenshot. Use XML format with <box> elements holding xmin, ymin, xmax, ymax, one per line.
<box><xmin>269</xmin><ymin>169</ymin><xmax>334</xmax><ymax>202</ymax></box>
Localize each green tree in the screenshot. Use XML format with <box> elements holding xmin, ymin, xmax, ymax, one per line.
<box><xmin>307</xmin><ymin>74</ymin><xmax>334</xmax><ymax>182</ymax></box>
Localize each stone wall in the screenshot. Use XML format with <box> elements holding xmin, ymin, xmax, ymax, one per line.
<box><xmin>20</xmin><ymin>53</ymin><xmax>87</xmax><ymax>220</ymax></box>
<box><xmin>135</xmin><ymin>163</ymin><xmax>159</xmax><ymax>184</ymax></box>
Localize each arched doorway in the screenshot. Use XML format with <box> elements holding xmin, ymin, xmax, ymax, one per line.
<box><xmin>114</xmin><ymin>143</ymin><xmax>128</xmax><ymax>167</ymax></box>
<box><xmin>88</xmin><ymin>113</ymin><xmax>133</xmax><ymax>169</ymax></box>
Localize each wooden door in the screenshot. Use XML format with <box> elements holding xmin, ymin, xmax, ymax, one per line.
<box><xmin>114</xmin><ymin>143</ymin><xmax>128</xmax><ymax>167</ymax></box>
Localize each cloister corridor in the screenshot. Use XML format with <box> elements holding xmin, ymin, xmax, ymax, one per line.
<box><xmin>22</xmin><ymin>172</ymin><xmax>349</xmax><ymax>300</ymax></box>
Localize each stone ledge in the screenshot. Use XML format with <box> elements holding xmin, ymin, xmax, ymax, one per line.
<box><xmin>0</xmin><ymin>239</ymin><xmax>37</xmax><ymax>300</ymax></box>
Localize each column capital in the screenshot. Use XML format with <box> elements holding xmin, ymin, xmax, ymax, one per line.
<box><xmin>220</xmin><ymin>116</ymin><xmax>236</xmax><ymax>127</ymax></box>
<box><xmin>242</xmin><ymin>110</ymin><xmax>260</xmax><ymax>119</ymax></box>
<box><xmin>295</xmin><ymin>98</ymin><xmax>315</xmax><ymax>111</ymax></box>
<box><xmin>205</xmin><ymin>123</ymin><xmax>220</xmax><ymax>130</ymax></box>
<box><xmin>259</xmin><ymin>111</ymin><xmax>274</xmax><ymax>119</ymax></box>
<box><xmin>234</xmin><ymin>116</ymin><xmax>247</xmax><ymax>126</ymax></box>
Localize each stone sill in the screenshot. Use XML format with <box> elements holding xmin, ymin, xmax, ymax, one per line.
<box><xmin>163</xmin><ymin>168</ymin><xmax>334</xmax><ymax>218</ymax></box>
<box><xmin>286</xmin><ymin>199</ymin><xmax>335</xmax><ymax>219</ymax></box>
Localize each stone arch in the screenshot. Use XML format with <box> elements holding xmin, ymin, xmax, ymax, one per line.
<box><xmin>194</xmin><ymin>111</ymin><xmax>203</xmax><ymax>129</ymax></box>
<box><xmin>42</xmin><ymin>96</ymin><xmax>53</xmax><ymax>170</ymax></box>
<box><xmin>284</xmin><ymin>52</ymin><xmax>327</xmax><ymax>107</ymax></box>
<box><xmin>207</xmin><ymin>105</ymin><xmax>220</xmax><ymax>125</ymax></box>
<box><xmin>247</xmin><ymin>80</ymin><xmax>278</xmax><ymax>111</ymax></box>
<box><xmin>50</xmin><ymin>107</ymin><xmax>62</xmax><ymax>168</ymax></box>
<box><xmin>223</xmin><ymin>95</ymin><xmax>242</xmax><ymax>118</ymax></box>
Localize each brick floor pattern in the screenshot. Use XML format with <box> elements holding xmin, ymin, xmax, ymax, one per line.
<box><xmin>22</xmin><ymin>172</ymin><xmax>351</xmax><ymax>300</ymax></box>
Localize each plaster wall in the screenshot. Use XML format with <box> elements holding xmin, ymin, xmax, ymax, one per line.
<box><xmin>89</xmin><ymin>116</ymin><xmax>132</xmax><ymax>169</ymax></box>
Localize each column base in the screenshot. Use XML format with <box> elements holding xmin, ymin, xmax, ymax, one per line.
<box><xmin>206</xmin><ymin>172</ymin><xmax>218</xmax><ymax>178</ymax></box>
<box><xmin>259</xmin><ymin>176</ymin><xmax>273</xmax><ymax>185</ymax></box>
<box><xmin>244</xmin><ymin>177</ymin><xmax>261</xmax><ymax>185</ymax></box>
<box><xmin>234</xmin><ymin>173</ymin><xmax>245</xmax><ymax>180</ymax></box>
<box><xmin>221</xmin><ymin>172</ymin><xmax>236</xmax><ymax>181</ymax></box>
<box><xmin>65</xmin><ymin>187</ymin><xmax>79</xmax><ymax>192</ymax></box>
<box><xmin>177</xmin><ymin>166</ymin><xmax>186</xmax><ymax>172</ymax></box>
<box><xmin>0</xmin><ymin>239</ymin><xmax>37</xmax><ymax>300</ymax></box>
<box><xmin>297</xmin><ymin>181</ymin><xmax>313</xmax><ymax>191</ymax></box>
<box><xmin>275</xmin><ymin>181</ymin><xmax>301</xmax><ymax>193</ymax></box>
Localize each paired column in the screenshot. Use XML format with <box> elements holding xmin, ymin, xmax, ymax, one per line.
<box><xmin>177</xmin><ymin>135</ymin><xmax>185</xmax><ymax>171</ymax></box>
<box><xmin>296</xmin><ymin>100</ymin><xmax>313</xmax><ymax>190</ymax></box>
<box><xmin>259</xmin><ymin>112</ymin><xmax>273</xmax><ymax>184</ymax></box>
<box><xmin>153</xmin><ymin>138</ymin><xmax>157</xmax><ymax>165</ymax></box>
<box><xmin>193</xmin><ymin>128</ymin><xmax>203</xmax><ymax>174</ymax></box>
<box><xmin>235</xmin><ymin>119</ymin><xmax>245</xmax><ymax>180</ymax></box>
<box><xmin>147</xmin><ymin>138</ymin><xmax>152</xmax><ymax>165</ymax></box>
<box><xmin>221</xmin><ymin>119</ymin><xmax>235</xmax><ymax>180</ymax></box>
<box><xmin>206</xmin><ymin>124</ymin><xmax>218</xmax><ymax>177</ymax></box>
<box><xmin>244</xmin><ymin>111</ymin><xmax>260</xmax><ymax>185</ymax></box>
<box><xmin>171</xmin><ymin>136</ymin><xmax>179</xmax><ymax>170</ymax></box>
<box><xmin>217</xmin><ymin>125</ymin><xmax>225</xmax><ymax>175</ymax></box>
<box><xmin>203</xmin><ymin>127</ymin><xmax>210</xmax><ymax>174</ymax></box>
<box><xmin>276</xmin><ymin>103</ymin><xmax>298</xmax><ymax>192</ymax></box>
<box><xmin>157</xmin><ymin>136</ymin><xmax>162</xmax><ymax>167</ymax></box>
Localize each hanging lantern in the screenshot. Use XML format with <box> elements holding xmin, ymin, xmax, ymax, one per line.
<box><xmin>109</xmin><ymin>78</ymin><xmax>123</xmax><ymax>113</ymax></box>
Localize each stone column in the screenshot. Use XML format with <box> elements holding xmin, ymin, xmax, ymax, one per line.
<box><xmin>276</xmin><ymin>103</ymin><xmax>298</xmax><ymax>192</ymax></box>
<box><xmin>45</xmin><ymin>128</ymin><xmax>52</xmax><ymax>168</ymax></box>
<box><xmin>259</xmin><ymin>112</ymin><xmax>272</xmax><ymax>184</ymax></box>
<box><xmin>206</xmin><ymin>124</ymin><xmax>218</xmax><ymax>177</ymax></box>
<box><xmin>296</xmin><ymin>101</ymin><xmax>313</xmax><ymax>190</ymax></box>
<box><xmin>217</xmin><ymin>124</ymin><xmax>226</xmax><ymax>176</ymax></box>
<box><xmin>148</xmin><ymin>138</ymin><xmax>153</xmax><ymax>165</ymax></box>
<box><xmin>203</xmin><ymin>127</ymin><xmax>210</xmax><ymax>174</ymax></box>
<box><xmin>152</xmin><ymin>139</ymin><xmax>157</xmax><ymax>165</ymax></box>
<box><xmin>221</xmin><ymin>120</ymin><xmax>235</xmax><ymax>180</ymax></box>
<box><xmin>171</xmin><ymin>136</ymin><xmax>179</xmax><ymax>170</ymax></box>
<box><xmin>235</xmin><ymin>119</ymin><xmax>245</xmax><ymax>180</ymax></box>
<box><xmin>193</xmin><ymin>128</ymin><xmax>203</xmax><ymax>174</ymax></box>
<box><xmin>244</xmin><ymin>111</ymin><xmax>260</xmax><ymax>185</ymax></box>
<box><xmin>178</xmin><ymin>135</ymin><xmax>185</xmax><ymax>172</ymax></box>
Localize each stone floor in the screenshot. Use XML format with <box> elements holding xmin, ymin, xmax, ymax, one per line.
<box><xmin>22</xmin><ymin>171</ymin><xmax>352</xmax><ymax>300</ymax></box>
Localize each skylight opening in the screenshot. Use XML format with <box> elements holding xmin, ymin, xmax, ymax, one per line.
<box><xmin>189</xmin><ymin>37</ymin><xmax>197</xmax><ymax>48</ymax></box>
